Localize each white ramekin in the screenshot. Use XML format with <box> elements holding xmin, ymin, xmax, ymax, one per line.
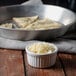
<box><xmin>25</xmin><ymin>41</ymin><xmax>58</xmax><ymax>68</ymax></box>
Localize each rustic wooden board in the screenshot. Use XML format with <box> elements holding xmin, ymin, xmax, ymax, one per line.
<box><xmin>59</xmin><ymin>53</ymin><xmax>76</xmax><ymax>76</ymax></box>
<box><xmin>0</xmin><ymin>49</ymin><xmax>25</xmax><ymax>76</ymax></box>
<box><xmin>1</xmin><ymin>49</ymin><xmax>76</xmax><ymax>76</ymax></box>
<box><xmin>24</xmin><ymin>53</ymin><xmax>65</xmax><ymax>76</ymax></box>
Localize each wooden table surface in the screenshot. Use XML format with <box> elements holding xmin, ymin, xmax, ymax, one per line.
<box><xmin>0</xmin><ymin>49</ymin><xmax>76</xmax><ymax>76</ymax></box>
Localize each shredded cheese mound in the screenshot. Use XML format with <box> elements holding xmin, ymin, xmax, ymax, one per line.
<box><xmin>28</xmin><ymin>42</ymin><xmax>55</xmax><ymax>54</ymax></box>
<box><xmin>0</xmin><ymin>23</ymin><xmax>13</xmax><ymax>28</ymax></box>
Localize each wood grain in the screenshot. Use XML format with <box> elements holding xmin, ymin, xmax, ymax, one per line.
<box><xmin>59</xmin><ymin>53</ymin><xmax>76</xmax><ymax>76</ymax></box>
<box><xmin>24</xmin><ymin>53</ymin><xmax>65</xmax><ymax>76</ymax></box>
<box><xmin>1</xmin><ymin>48</ymin><xmax>76</xmax><ymax>76</ymax></box>
<box><xmin>0</xmin><ymin>49</ymin><xmax>25</xmax><ymax>76</ymax></box>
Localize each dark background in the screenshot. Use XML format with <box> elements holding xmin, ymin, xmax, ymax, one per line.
<box><xmin>0</xmin><ymin>0</ymin><xmax>76</xmax><ymax>12</ymax></box>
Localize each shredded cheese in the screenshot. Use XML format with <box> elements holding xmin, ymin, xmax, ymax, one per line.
<box><xmin>28</xmin><ymin>42</ymin><xmax>55</xmax><ymax>54</ymax></box>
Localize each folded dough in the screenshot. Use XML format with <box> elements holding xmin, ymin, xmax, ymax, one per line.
<box><xmin>25</xmin><ymin>18</ymin><xmax>61</xmax><ymax>30</ymax></box>
<box><xmin>13</xmin><ymin>16</ymin><xmax>38</xmax><ymax>28</ymax></box>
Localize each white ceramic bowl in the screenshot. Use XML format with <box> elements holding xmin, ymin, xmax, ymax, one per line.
<box><xmin>25</xmin><ymin>41</ymin><xmax>58</xmax><ymax>68</ymax></box>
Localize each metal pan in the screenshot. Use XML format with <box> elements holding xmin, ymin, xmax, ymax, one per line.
<box><xmin>0</xmin><ymin>5</ymin><xmax>76</xmax><ymax>40</ymax></box>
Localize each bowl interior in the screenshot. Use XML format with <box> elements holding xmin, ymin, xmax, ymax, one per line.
<box><xmin>0</xmin><ymin>5</ymin><xmax>76</xmax><ymax>26</ymax></box>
